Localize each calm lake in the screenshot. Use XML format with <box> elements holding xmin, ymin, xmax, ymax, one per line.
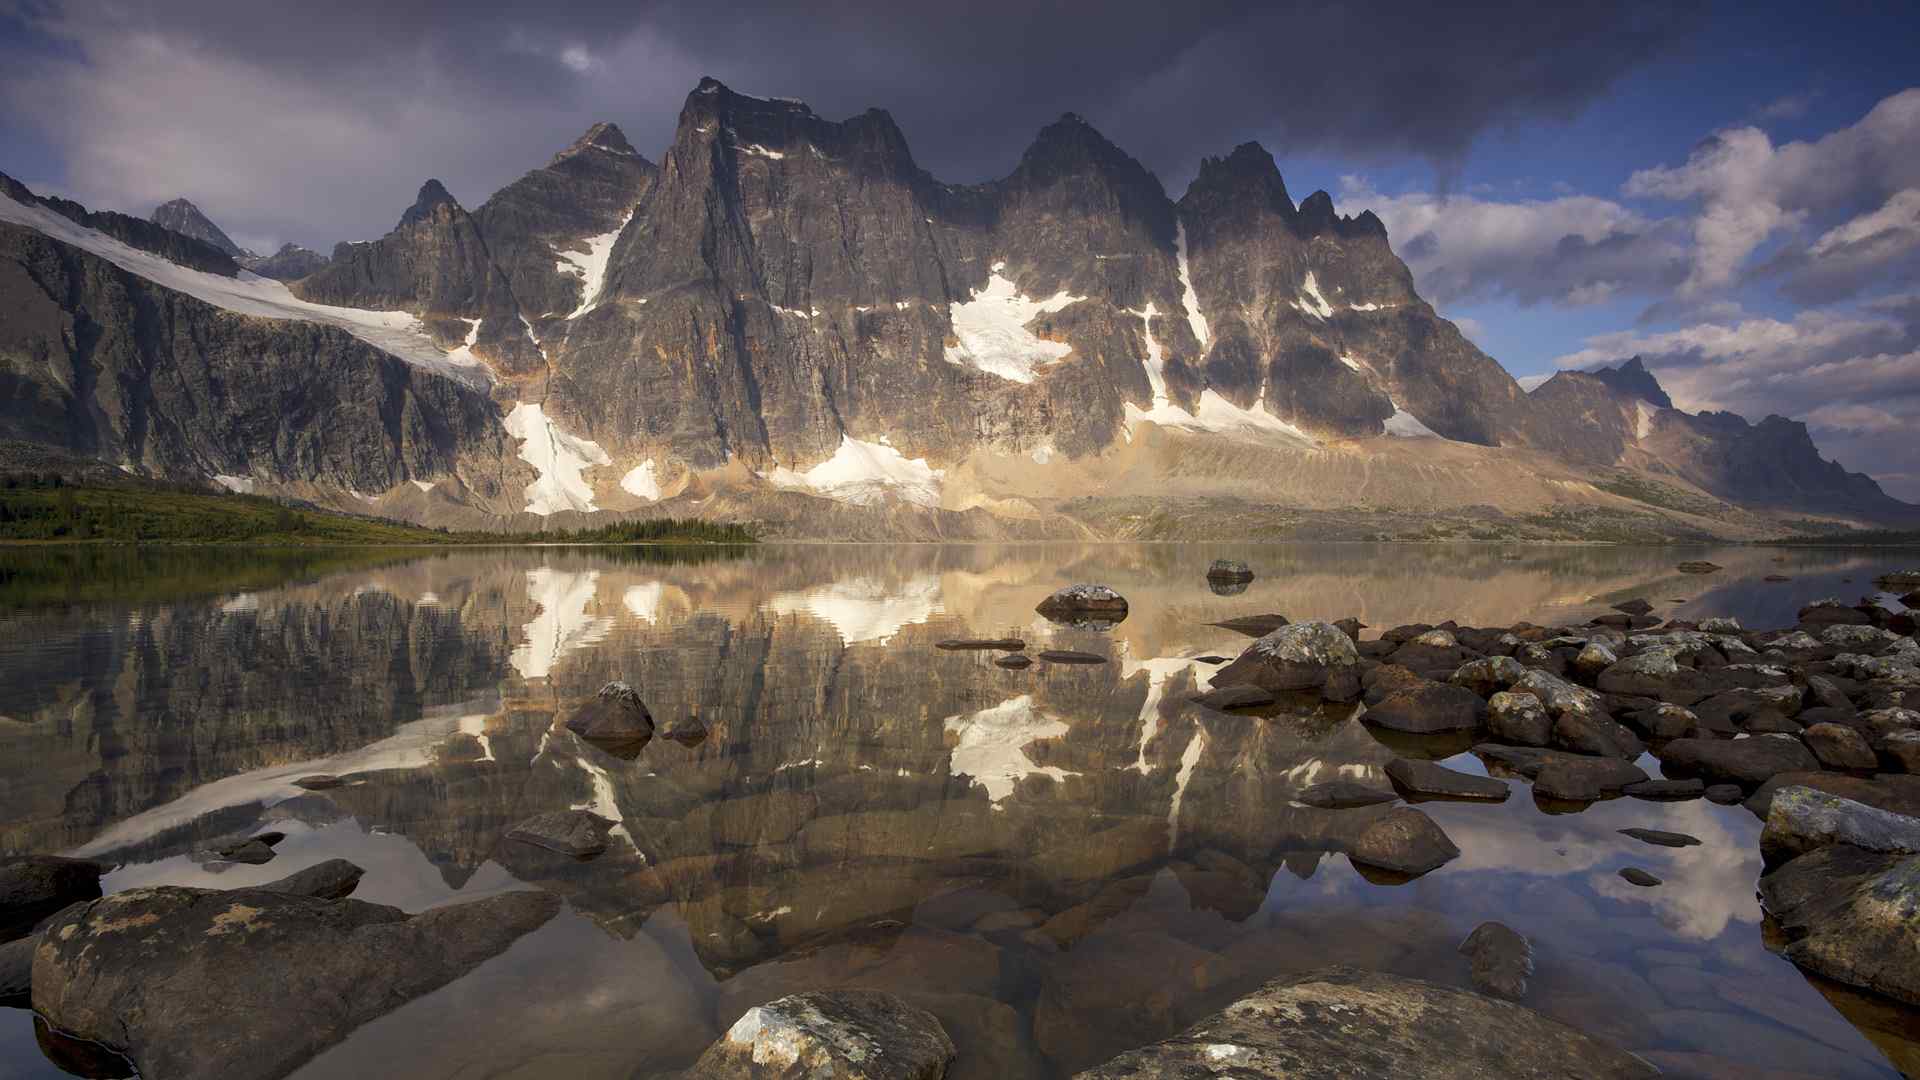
<box><xmin>1</xmin><ymin>542</ymin><xmax>1914</xmax><ymax>1079</ymax></box>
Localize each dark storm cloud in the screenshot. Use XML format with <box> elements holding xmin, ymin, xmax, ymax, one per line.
<box><xmin>0</xmin><ymin>0</ymin><xmax>1704</xmax><ymax>248</ymax></box>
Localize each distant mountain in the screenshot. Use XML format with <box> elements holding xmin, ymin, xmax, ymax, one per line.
<box><xmin>150</xmin><ymin>197</ymin><xmax>245</xmax><ymax>258</ymax></box>
<box><xmin>0</xmin><ymin>80</ymin><xmax>1910</xmax><ymax>537</ymax></box>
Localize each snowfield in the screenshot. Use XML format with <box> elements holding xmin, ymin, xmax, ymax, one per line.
<box><xmin>503</xmin><ymin>402</ymin><xmax>612</xmax><ymax>515</ymax></box>
<box><xmin>1383</xmin><ymin>398</ymin><xmax>1443</xmax><ymax>438</ymax></box>
<box><xmin>943</xmin><ymin>695</ymin><xmax>1078</xmax><ymax>804</ymax></box>
<box><xmin>944</xmin><ymin>263</ymin><xmax>1085</xmax><ymax>382</ymax></box>
<box><xmin>767</xmin><ymin>435</ymin><xmax>944</xmax><ymax>507</ymax></box>
<box><xmin>1125</xmin><ymin>388</ymin><xmax>1318</xmax><ymax>446</ymax></box>
<box><xmin>620</xmin><ymin>459</ymin><xmax>662</xmax><ymax>501</ymax></box>
<box><xmin>0</xmin><ymin>188</ymin><xmax>489</xmax><ymax>386</ymax></box>
<box><xmin>1175</xmin><ymin>222</ymin><xmax>1211</xmax><ymax>347</ymax></box>
<box><xmin>556</xmin><ymin>210</ymin><xmax>633</xmax><ymax>319</ymax></box>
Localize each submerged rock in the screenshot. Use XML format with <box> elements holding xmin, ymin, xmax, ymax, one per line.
<box><xmin>1385</xmin><ymin>758</ymin><xmax>1509</xmax><ymax>802</ymax></box>
<box><xmin>505</xmin><ymin>809</ymin><xmax>617</xmax><ymax>858</ymax></box>
<box><xmin>1459</xmin><ymin>921</ymin><xmax>1534</xmax><ymax>1000</ymax></box>
<box><xmin>564</xmin><ymin>681</ymin><xmax>654</xmax><ymax>741</ymax></box>
<box><xmin>686</xmin><ymin>989</ymin><xmax>954</xmax><ymax>1079</ymax></box>
<box><xmin>32</xmin><ymin>886</ymin><xmax>560</xmax><ymax>1080</ymax></box>
<box><xmin>1760</xmin><ymin>844</ymin><xmax>1920</xmax><ymax>1007</ymax></box>
<box><xmin>0</xmin><ymin>855</ymin><xmax>106</xmax><ymax>940</ymax></box>
<box><xmin>1348</xmin><ymin>807</ymin><xmax>1459</xmax><ymax>877</ymax></box>
<box><xmin>1035</xmin><ymin>584</ymin><xmax>1128</xmax><ymax>624</ymax></box>
<box><xmin>1071</xmin><ymin>967</ymin><xmax>1657</xmax><ymax>1079</ymax></box>
<box><xmin>1213</xmin><ymin>621</ymin><xmax>1362</xmax><ymax>703</ymax></box>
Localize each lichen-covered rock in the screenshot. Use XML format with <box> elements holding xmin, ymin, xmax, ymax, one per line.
<box><xmin>1451</xmin><ymin>656</ymin><xmax>1526</xmax><ymax>698</ymax></box>
<box><xmin>1597</xmin><ymin>648</ymin><xmax>1709</xmax><ymax>704</ymax></box>
<box><xmin>563</xmin><ymin>681</ymin><xmax>654</xmax><ymax>741</ymax></box>
<box><xmin>1213</xmin><ymin>621</ymin><xmax>1361</xmax><ymax>702</ymax></box>
<box><xmin>1759</xmin><ymin>785</ymin><xmax>1920</xmax><ymax>868</ymax></box>
<box><xmin>1035</xmin><ymin>585</ymin><xmax>1129</xmax><ymax>624</ymax></box>
<box><xmin>1347</xmin><ymin>807</ymin><xmax>1459</xmax><ymax>877</ymax></box>
<box><xmin>32</xmin><ymin>886</ymin><xmax>560</xmax><ymax>1080</ymax></box>
<box><xmin>686</xmin><ymin>989</ymin><xmax>955</xmax><ymax>1079</ymax></box>
<box><xmin>1459</xmin><ymin>922</ymin><xmax>1534</xmax><ymax>1000</ymax></box>
<box><xmin>1485</xmin><ymin>691</ymin><xmax>1552</xmax><ymax>746</ymax></box>
<box><xmin>1071</xmin><ymin>967</ymin><xmax>1657</xmax><ymax>1079</ymax></box>
<box><xmin>1804</xmin><ymin>722</ymin><xmax>1879</xmax><ymax>771</ymax></box>
<box><xmin>1512</xmin><ymin>669</ymin><xmax>1607</xmax><ymax>721</ymax></box>
<box><xmin>1700</xmin><ymin>617</ymin><xmax>1742</xmax><ymax>634</ymax></box>
<box><xmin>1206</xmin><ymin>560</ymin><xmax>1254</xmax><ymax>581</ymax></box>
<box><xmin>1760</xmin><ymin>845</ymin><xmax>1920</xmax><ymax>1007</ymax></box>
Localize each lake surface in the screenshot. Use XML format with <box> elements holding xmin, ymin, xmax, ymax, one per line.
<box><xmin>1</xmin><ymin>542</ymin><xmax>1916</xmax><ymax>1079</ymax></box>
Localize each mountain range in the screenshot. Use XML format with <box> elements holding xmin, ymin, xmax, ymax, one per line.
<box><xmin>1</xmin><ymin>77</ymin><xmax>1912</xmax><ymax>539</ymax></box>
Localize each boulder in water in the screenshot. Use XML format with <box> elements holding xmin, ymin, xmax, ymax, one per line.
<box><xmin>686</xmin><ymin>989</ymin><xmax>954</xmax><ymax>1079</ymax></box>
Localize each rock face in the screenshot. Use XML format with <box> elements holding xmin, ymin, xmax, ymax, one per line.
<box><xmin>1213</xmin><ymin>621</ymin><xmax>1361</xmax><ymax>702</ymax></box>
<box><xmin>32</xmin><ymin>885</ymin><xmax>561</xmax><ymax>1080</ymax></box>
<box><xmin>687</xmin><ymin>989</ymin><xmax>955</xmax><ymax>1080</ymax></box>
<box><xmin>150</xmin><ymin>197</ymin><xmax>245</xmax><ymax>257</ymax></box>
<box><xmin>2</xmin><ymin>173</ymin><xmax>239</xmax><ymax>275</ymax></box>
<box><xmin>0</xmin><ymin>855</ymin><xmax>107</xmax><ymax>939</ymax></box>
<box><xmin>1071</xmin><ymin>967</ymin><xmax>1657</xmax><ymax>1079</ymax></box>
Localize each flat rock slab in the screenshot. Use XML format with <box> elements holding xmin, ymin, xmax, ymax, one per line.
<box><xmin>1039</xmin><ymin>650</ymin><xmax>1107</xmax><ymax>665</ymax></box>
<box><xmin>1657</xmin><ymin>736</ymin><xmax>1818</xmax><ymax>787</ymax></box>
<box><xmin>32</xmin><ymin>885</ymin><xmax>560</xmax><ymax>1080</ymax></box>
<box><xmin>257</xmin><ymin>858</ymin><xmax>365</xmax><ymax>900</ymax></box>
<box><xmin>1210</xmin><ymin>613</ymin><xmax>1290</xmax><ymax>637</ymax></box>
<box><xmin>993</xmin><ymin>654</ymin><xmax>1033</xmax><ymax>669</ymax></box>
<box><xmin>687</xmin><ymin>989</ymin><xmax>954</xmax><ymax>1079</ymax></box>
<box><xmin>1622</xmin><ymin>778</ymin><xmax>1705</xmax><ymax>800</ymax></box>
<box><xmin>1619</xmin><ymin>867</ymin><xmax>1662</xmax><ymax>887</ymax></box>
<box><xmin>291</xmin><ymin>775</ymin><xmax>346</xmax><ymax>790</ymax></box>
<box><xmin>936</xmin><ymin>639</ymin><xmax>1024</xmax><ymax>651</ymax></box>
<box><xmin>1618</xmin><ymin>827</ymin><xmax>1702</xmax><ymax>848</ymax></box>
<box><xmin>1761</xmin><ymin>845</ymin><xmax>1920</xmax><ymax>1007</ymax></box>
<box><xmin>1758</xmin><ymin>785</ymin><xmax>1920</xmax><ymax>869</ymax></box>
<box><xmin>505</xmin><ymin>810</ymin><xmax>616</xmax><ymax>858</ymax></box>
<box><xmin>1386</xmin><ymin>758</ymin><xmax>1510</xmax><ymax>802</ymax></box>
<box><xmin>1071</xmin><ymin>966</ymin><xmax>1657</xmax><ymax>1079</ymax></box>
<box><xmin>1192</xmin><ymin>684</ymin><xmax>1276</xmax><ymax>710</ymax></box>
<box><xmin>1295</xmin><ymin>780</ymin><xmax>1398</xmax><ymax>809</ymax></box>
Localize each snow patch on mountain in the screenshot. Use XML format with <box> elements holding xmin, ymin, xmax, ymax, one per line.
<box><xmin>504</xmin><ymin>402</ymin><xmax>611</xmax><ymax>515</ymax></box>
<box><xmin>445</xmin><ymin>318</ymin><xmax>483</xmax><ymax>368</ymax></box>
<box><xmin>1132</xmin><ymin>302</ymin><xmax>1170</xmax><ymax>408</ymax></box>
<box><xmin>0</xmin><ymin>189</ymin><xmax>486</xmax><ymax>386</ymax></box>
<box><xmin>558</xmin><ymin>211</ymin><xmax>633</xmax><ymax>319</ymax></box>
<box><xmin>1383</xmin><ymin>399</ymin><xmax>1442</xmax><ymax>438</ymax></box>
<box><xmin>212</xmin><ymin>474</ymin><xmax>255</xmax><ymax>494</ymax></box>
<box><xmin>944</xmin><ymin>695</ymin><xmax>1078</xmax><ymax>804</ymax></box>
<box><xmin>1175</xmin><ymin>222</ymin><xmax>1210</xmax><ymax>347</ymax></box>
<box><xmin>767</xmin><ymin>435</ymin><xmax>944</xmax><ymax>507</ymax></box>
<box><xmin>945</xmin><ymin>265</ymin><xmax>1084</xmax><ymax>382</ymax></box>
<box><xmin>1295</xmin><ymin>271</ymin><xmax>1336</xmax><ymax>320</ymax></box>
<box><xmin>1636</xmin><ymin>400</ymin><xmax>1659</xmax><ymax>440</ymax></box>
<box><xmin>1516</xmin><ymin>374</ymin><xmax>1552</xmax><ymax>393</ymax></box>
<box><xmin>1125</xmin><ymin>390</ymin><xmax>1318</xmax><ymax>446</ymax></box>
<box><xmin>620</xmin><ymin>459</ymin><xmax>661</xmax><ymax>501</ymax></box>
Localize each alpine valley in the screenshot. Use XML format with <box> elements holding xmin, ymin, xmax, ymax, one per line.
<box><xmin>3</xmin><ymin>78</ymin><xmax>1913</xmax><ymax>540</ymax></box>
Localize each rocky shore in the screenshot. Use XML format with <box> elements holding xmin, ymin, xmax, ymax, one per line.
<box><xmin>3</xmin><ymin>579</ymin><xmax>1918</xmax><ymax>1079</ymax></box>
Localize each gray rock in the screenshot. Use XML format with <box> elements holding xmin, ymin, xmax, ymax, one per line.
<box><xmin>1759</xmin><ymin>845</ymin><xmax>1920</xmax><ymax>1007</ymax></box>
<box><xmin>1623</xmin><ymin>703</ymin><xmax>1697</xmax><ymax>740</ymax></box>
<box><xmin>1385</xmin><ymin>758</ymin><xmax>1509</xmax><ymax>802</ymax></box>
<box><xmin>1705</xmin><ymin>783</ymin><xmax>1745</xmax><ymax>804</ymax></box>
<box><xmin>257</xmin><ymin>859</ymin><xmax>365</xmax><ymax>900</ymax></box>
<box><xmin>1459</xmin><ymin>921</ymin><xmax>1534</xmax><ymax>1000</ymax></box>
<box><xmin>1071</xmin><ymin>967</ymin><xmax>1657</xmax><ymax>1079</ymax></box>
<box><xmin>563</xmin><ymin>681</ymin><xmax>654</xmax><ymax>741</ymax></box>
<box><xmin>1597</xmin><ymin>648</ymin><xmax>1709</xmax><ymax>705</ymax></box>
<box><xmin>1295</xmin><ymin>780</ymin><xmax>1398</xmax><ymax>809</ymax></box>
<box><xmin>1211</xmin><ymin>613</ymin><xmax>1291</xmax><ymax>637</ymax></box>
<box><xmin>1618</xmin><ymin>828</ymin><xmax>1701</xmax><ymax>848</ymax></box>
<box><xmin>1213</xmin><ymin>621</ymin><xmax>1362</xmax><ymax>702</ymax></box>
<box><xmin>1533</xmin><ymin>756</ymin><xmax>1649</xmax><ymax>801</ymax></box>
<box><xmin>1035</xmin><ymin>584</ymin><xmax>1128</xmax><ymax>623</ymax></box>
<box><xmin>1485</xmin><ymin>691</ymin><xmax>1552</xmax><ymax>746</ymax></box>
<box><xmin>1803</xmin><ymin>722</ymin><xmax>1879</xmax><ymax>771</ymax></box>
<box><xmin>1573</xmin><ymin>641</ymin><xmax>1618</xmax><ymax>679</ymax></box>
<box><xmin>1658</xmin><ymin>735</ymin><xmax>1818</xmax><ymax>787</ymax></box>
<box><xmin>1550</xmin><ymin>711</ymin><xmax>1641</xmax><ymax>760</ymax></box>
<box><xmin>1744</xmin><ymin>771</ymin><xmax>1920</xmax><ymax>819</ymax></box>
<box><xmin>505</xmin><ymin>810</ymin><xmax>616</xmax><ymax>858</ymax></box>
<box><xmin>687</xmin><ymin>989</ymin><xmax>954</xmax><ymax>1080</ymax></box>
<box><xmin>0</xmin><ymin>855</ymin><xmax>106</xmax><ymax>939</ymax></box>
<box><xmin>1348</xmin><ymin>807</ymin><xmax>1459</xmax><ymax>877</ymax></box>
<box><xmin>1512</xmin><ymin>669</ymin><xmax>1607</xmax><ymax>722</ymax></box>
<box><xmin>1618</xmin><ymin>867</ymin><xmax>1661</xmax><ymax>887</ymax></box>
<box><xmin>1881</xmin><ymin>730</ymin><xmax>1920</xmax><ymax>773</ymax></box>
<box><xmin>1451</xmin><ymin>656</ymin><xmax>1527</xmax><ymax>698</ymax></box>
<box><xmin>1758</xmin><ymin>785</ymin><xmax>1920</xmax><ymax>868</ymax></box>
<box><xmin>1192</xmin><ymin>684</ymin><xmax>1277</xmax><ymax>710</ymax></box>
<box><xmin>657</xmin><ymin>713</ymin><xmax>711</xmax><ymax>745</ymax></box>
<box><xmin>0</xmin><ymin>936</ymin><xmax>31</xmax><ymax>1007</ymax></box>
<box><xmin>1699</xmin><ymin>617</ymin><xmax>1742</xmax><ymax>634</ymax></box>
<box><xmin>32</xmin><ymin>885</ymin><xmax>560</xmax><ymax>1080</ymax></box>
<box><xmin>1366</xmin><ymin>682</ymin><xmax>1487</xmax><ymax>733</ymax></box>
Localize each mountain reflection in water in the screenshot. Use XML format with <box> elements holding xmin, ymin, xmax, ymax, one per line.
<box><xmin>0</xmin><ymin>542</ymin><xmax>1914</xmax><ymax>1079</ymax></box>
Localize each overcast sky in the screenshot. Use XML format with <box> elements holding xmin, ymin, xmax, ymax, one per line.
<box><xmin>3</xmin><ymin>0</ymin><xmax>1918</xmax><ymax>496</ymax></box>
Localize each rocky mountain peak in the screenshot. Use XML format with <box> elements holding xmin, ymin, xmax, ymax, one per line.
<box><xmin>1588</xmin><ymin>356</ymin><xmax>1673</xmax><ymax>409</ymax></box>
<box><xmin>1183</xmin><ymin>141</ymin><xmax>1295</xmax><ymax>218</ymax></box>
<box><xmin>150</xmin><ymin>197</ymin><xmax>245</xmax><ymax>257</ymax></box>
<box><xmin>398</xmin><ymin>179</ymin><xmax>459</xmax><ymax>230</ymax></box>
<box><xmin>552</xmin><ymin>122</ymin><xmax>639</xmax><ymax>165</ymax></box>
<box><xmin>1002</xmin><ymin>110</ymin><xmax>1170</xmax><ymax>237</ymax></box>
